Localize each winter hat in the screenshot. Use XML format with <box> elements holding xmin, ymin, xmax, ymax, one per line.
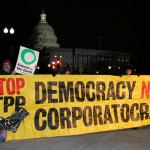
<box><xmin>2</xmin><ymin>59</ymin><xmax>11</xmax><ymax>65</ymax></box>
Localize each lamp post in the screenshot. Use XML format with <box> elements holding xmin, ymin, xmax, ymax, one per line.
<box><xmin>3</xmin><ymin>27</ymin><xmax>15</xmax><ymax>57</ymax></box>
<box><xmin>3</xmin><ymin>27</ymin><xmax>15</xmax><ymax>34</ymax></box>
<box><xmin>97</xmin><ymin>35</ymin><xmax>101</xmax><ymax>49</ymax></box>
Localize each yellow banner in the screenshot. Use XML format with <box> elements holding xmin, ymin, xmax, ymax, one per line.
<box><xmin>0</xmin><ymin>75</ymin><xmax>150</xmax><ymax>142</ymax></box>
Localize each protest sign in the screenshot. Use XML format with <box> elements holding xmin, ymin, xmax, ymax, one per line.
<box><xmin>14</xmin><ymin>46</ymin><xmax>39</xmax><ymax>74</ymax></box>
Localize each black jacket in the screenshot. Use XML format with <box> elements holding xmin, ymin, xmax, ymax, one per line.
<box><xmin>0</xmin><ymin>69</ymin><xmax>12</xmax><ymax>75</ymax></box>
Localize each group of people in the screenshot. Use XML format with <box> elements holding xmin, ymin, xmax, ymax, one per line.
<box><xmin>0</xmin><ymin>59</ymin><xmax>72</xmax><ymax>75</ymax></box>
<box><xmin>0</xmin><ymin>58</ymin><xmax>134</xmax><ymax>76</ymax></box>
<box><xmin>0</xmin><ymin>59</ymin><xmax>138</xmax><ymax>138</ymax></box>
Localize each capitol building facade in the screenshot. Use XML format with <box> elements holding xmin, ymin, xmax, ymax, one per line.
<box><xmin>27</xmin><ymin>10</ymin><xmax>130</xmax><ymax>75</ymax></box>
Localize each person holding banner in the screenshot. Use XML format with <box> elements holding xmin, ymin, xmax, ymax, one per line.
<box><xmin>125</xmin><ymin>64</ymin><xmax>138</xmax><ymax>130</ymax></box>
<box><xmin>0</xmin><ymin>59</ymin><xmax>16</xmax><ymax>75</ymax></box>
<box><xmin>125</xmin><ymin>64</ymin><xmax>133</xmax><ymax>75</ymax></box>
<box><xmin>64</xmin><ymin>63</ymin><xmax>71</xmax><ymax>74</ymax></box>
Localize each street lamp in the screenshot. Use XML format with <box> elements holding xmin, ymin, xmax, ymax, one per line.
<box><xmin>3</xmin><ymin>27</ymin><xmax>15</xmax><ymax>34</ymax></box>
<box><xmin>3</xmin><ymin>27</ymin><xmax>15</xmax><ymax>57</ymax></box>
<box><xmin>10</xmin><ymin>28</ymin><xmax>15</xmax><ymax>34</ymax></box>
<box><xmin>3</xmin><ymin>27</ymin><xmax>8</xmax><ymax>33</ymax></box>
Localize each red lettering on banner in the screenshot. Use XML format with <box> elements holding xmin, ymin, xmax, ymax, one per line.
<box><xmin>7</xmin><ymin>78</ymin><xmax>16</xmax><ymax>95</ymax></box>
<box><xmin>0</xmin><ymin>78</ymin><xmax>6</xmax><ymax>95</ymax></box>
<box><xmin>0</xmin><ymin>78</ymin><xmax>25</xmax><ymax>95</ymax></box>
<box><xmin>16</xmin><ymin>78</ymin><xmax>25</xmax><ymax>94</ymax></box>
<box><xmin>141</xmin><ymin>81</ymin><xmax>150</xmax><ymax>99</ymax></box>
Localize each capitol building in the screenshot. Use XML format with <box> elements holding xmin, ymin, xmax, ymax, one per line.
<box><xmin>27</xmin><ymin>10</ymin><xmax>130</xmax><ymax>75</ymax></box>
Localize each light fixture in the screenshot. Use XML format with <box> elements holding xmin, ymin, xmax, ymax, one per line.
<box><xmin>3</xmin><ymin>27</ymin><xmax>8</xmax><ymax>33</ymax></box>
<box><xmin>3</xmin><ymin>27</ymin><xmax>15</xmax><ymax>34</ymax></box>
<box><xmin>10</xmin><ymin>28</ymin><xmax>14</xmax><ymax>34</ymax></box>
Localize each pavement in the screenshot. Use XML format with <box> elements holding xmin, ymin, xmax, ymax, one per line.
<box><xmin>0</xmin><ymin>126</ymin><xmax>150</xmax><ymax>150</ymax></box>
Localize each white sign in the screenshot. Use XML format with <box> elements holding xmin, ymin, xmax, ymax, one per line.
<box><xmin>15</xmin><ymin>46</ymin><xmax>39</xmax><ymax>74</ymax></box>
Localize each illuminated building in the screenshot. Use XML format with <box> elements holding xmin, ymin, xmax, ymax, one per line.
<box><xmin>27</xmin><ymin>10</ymin><xmax>130</xmax><ymax>75</ymax></box>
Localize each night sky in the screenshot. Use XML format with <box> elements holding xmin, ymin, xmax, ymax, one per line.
<box><xmin>0</xmin><ymin>0</ymin><xmax>149</xmax><ymax>74</ymax></box>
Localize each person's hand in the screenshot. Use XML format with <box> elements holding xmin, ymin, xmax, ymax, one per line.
<box><xmin>11</xmin><ymin>71</ymin><xmax>16</xmax><ymax>75</ymax></box>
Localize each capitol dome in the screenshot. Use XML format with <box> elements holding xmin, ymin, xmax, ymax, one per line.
<box><xmin>28</xmin><ymin>9</ymin><xmax>59</xmax><ymax>50</ymax></box>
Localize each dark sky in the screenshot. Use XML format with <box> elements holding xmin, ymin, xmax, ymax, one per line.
<box><xmin>0</xmin><ymin>0</ymin><xmax>149</xmax><ymax>73</ymax></box>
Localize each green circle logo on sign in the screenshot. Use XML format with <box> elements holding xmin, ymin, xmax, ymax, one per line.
<box><xmin>21</xmin><ymin>49</ymin><xmax>36</xmax><ymax>65</ymax></box>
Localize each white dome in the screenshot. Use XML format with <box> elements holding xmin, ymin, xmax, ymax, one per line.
<box><xmin>29</xmin><ymin>10</ymin><xmax>59</xmax><ymax>50</ymax></box>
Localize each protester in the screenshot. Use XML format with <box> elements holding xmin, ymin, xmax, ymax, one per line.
<box><xmin>0</xmin><ymin>59</ymin><xmax>16</xmax><ymax>75</ymax></box>
<box><xmin>64</xmin><ymin>63</ymin><xmax>71</xmax><ymax>74</ymax></box>
<box><xmin>124</xmin><ymin>64</ymin><xmax>139</xmax><ymax>129</ymax></box>
<box><xmin>125</xmin><ymin>64</ymin><xmax>133</xmax><ymax>75</ymax></box>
